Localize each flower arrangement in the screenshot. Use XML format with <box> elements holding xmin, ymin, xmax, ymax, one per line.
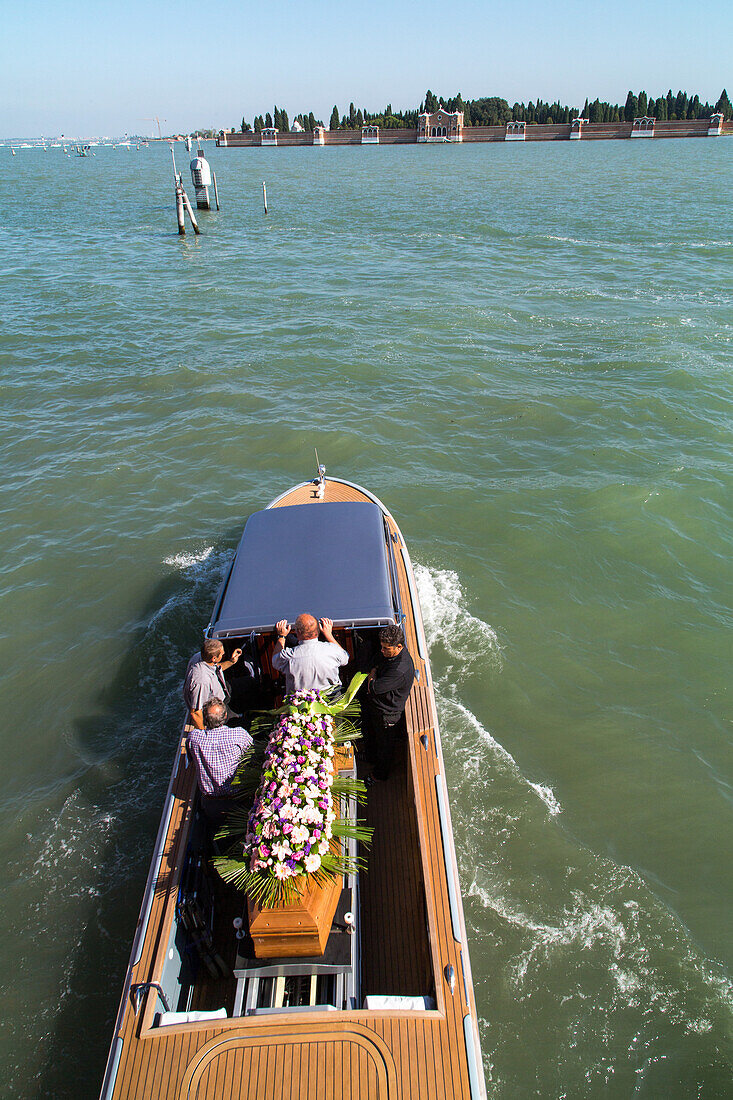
<box><xmin>213</xmin><ymin>674</ymin><xmax>371</xmax><ymax>907</ymax></box>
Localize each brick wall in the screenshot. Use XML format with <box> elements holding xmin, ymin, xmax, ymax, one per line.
<box><xmin>217</xmin><ymin>119</ymin><xmax>732</xmax><ymax>148</ymax></box>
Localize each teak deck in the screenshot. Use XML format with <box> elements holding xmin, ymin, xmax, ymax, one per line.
<box><xmin>101</xmin><ymin>477</ymin><xmax>486</xmax><ymax>1099</ymax></box>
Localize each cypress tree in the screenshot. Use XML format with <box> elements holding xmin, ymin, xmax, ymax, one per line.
<box><xmin>624</xmin><ymin>91</ymin><xmax>637</xmax><ymax>121</ymax></box>
<box><xmin>716</xmin><ymin>88</ymin><xmax>732</xmax><ymax>118</ymax></box>
<box><xmin>265</xmin><ymin>111</ymin><xmax>273</xmax><ymax>128</ymax></box>
<box><xmin>308</xmin><ymin>112</ymin><xmax>316</xmax><ymax>130</ymax></box>
<box><xmin>637</xmin><ymin>90</ymin><xmax>648</xmax><ymax>117</ymax></box>
<box><xmin>281</xmin><ymin>109</ymin><xmax>289</xmax><ymax>132</ymax></box>
<box><xmin>329</xmin><ymin>105</ymin><xmax>339</xmax><ymax>129</ymax></box>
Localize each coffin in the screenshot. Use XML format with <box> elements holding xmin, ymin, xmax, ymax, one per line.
<box><xmin>247</xmin><ymin>859</ymin><xmax>342</xmax><ymax>957</ymax></box>
<box><xmin>247</xmin><ymin>746</ymin><xmax>352</xmax><ymax>958</ymax></box>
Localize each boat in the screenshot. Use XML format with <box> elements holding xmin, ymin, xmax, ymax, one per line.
<box><xmin>100</xmin><ymin>471</ymin><xmax>486</xmax><ymax>1099</ymax></box>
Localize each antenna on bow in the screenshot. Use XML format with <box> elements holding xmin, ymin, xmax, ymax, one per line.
<box><xmin>313</xmin><ymin>449</ymin><xmax>326</xmax><ymax>499</ymax></box>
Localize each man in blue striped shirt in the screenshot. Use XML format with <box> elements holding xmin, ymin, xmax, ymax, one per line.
<box><xmin>187</xmin><ymin>699</ymin><xmax>253</xmax><ymax>825</ymax></box>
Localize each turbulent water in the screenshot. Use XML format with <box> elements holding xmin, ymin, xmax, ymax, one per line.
<box><xmin>1</xmin><ymin>138</ymin><xmax>731</xmax><ymax>1098</ymax></box>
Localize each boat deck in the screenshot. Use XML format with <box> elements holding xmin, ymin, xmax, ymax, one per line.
<box><xmin>101</xmin><ymin>478</ymin><xmax>484</xmax><ymax>1099</ymax></box>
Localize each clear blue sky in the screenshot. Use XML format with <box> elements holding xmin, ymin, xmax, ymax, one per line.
<box><xmin>3</xmin><ymin>0</ymin><xmax>730</xmax><ymax>137</ymax></box>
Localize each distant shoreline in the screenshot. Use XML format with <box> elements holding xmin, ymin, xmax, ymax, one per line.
<box><xmin>219</xmin><ymin>118</ymin><xmax>731</xmax><ymax>148</ymax></box>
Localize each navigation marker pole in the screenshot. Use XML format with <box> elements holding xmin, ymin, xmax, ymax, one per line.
<box><xmin>171</xmin><ymin>143</ymin><xmax>200</xmax><ymax>235</ymax></box>
<box><xmin>263</xmin><ymin>181</ymin><xmax>268</xmax><ymax>215</ymax></box>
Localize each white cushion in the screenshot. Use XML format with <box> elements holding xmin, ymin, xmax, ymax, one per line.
<box><xmin>157</xmin><ymin>1007</ymin><xmax>227</xmax><ymax>1026</ymax></box>
<box><xmin>363</xmin><ymin>995</ymin><xmax>435</xmax><ymax>1011</ymax></box>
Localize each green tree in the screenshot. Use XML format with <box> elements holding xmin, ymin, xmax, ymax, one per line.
<box><xmin>281</xmin><ymin>109</ymin><xmax>289</xmax><ymax>132</ymax></box>
<box><xmin>308</xmin><ymin>112</ymin><xmax>316</xmax><ymax>130</ymax></box>
<box><xmin>624</xmin><ymin>91</ymin><xmax>638</xmax><ymax>121</ymax></box>
<box><xmin>265</xmin><ymin>112</ymin><xmax>273</xmax><ymax>128</ymax></box>
<box><xmin>240</xmin><ymin>118</ymin><xmax>251</xmax><ymax>132</ymax></box>
<box><xmin>424</xmin><ymin>89</ymin><xmax>438</xmax><ymax>113</ymax></box>
<box><xmin>715</xmin><ymin>88</ymin><xmax>731</xmax><ymax>118</ymax></box>
<box><xmin>329</xmin><ymin>105</ymin><xmax>339</xmax><ymax>129</ymax></box>
<box><xmin>356</xmin><ymin>108</ymin><xmax>363</xmax><ymax>127</ymax></box>
<box><xmin>254</xmin><ymin>115</ymin><xmax>263</xmax><ymax>133</ymax></box>
<box><xmin>637</xmin><ymin>90</ymin><xmax>648</xmax><ymax>117</ymax></box>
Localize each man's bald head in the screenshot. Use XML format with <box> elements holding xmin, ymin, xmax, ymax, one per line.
<box><xmin>295</xmin><ymin>613</ymin><xmax>319</xmax><ymax>640</ymax></box>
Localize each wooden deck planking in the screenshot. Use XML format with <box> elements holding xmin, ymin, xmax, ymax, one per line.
<box><xmin>106</xmin><ymin>477</ymin><xmax>480</xmax><ymax>1100</ymax></box>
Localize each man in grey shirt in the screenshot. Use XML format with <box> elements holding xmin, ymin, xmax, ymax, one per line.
<box><xmin>272</xmin><ymin>612</ymin><xmax>348</xmax><ymax>695</ymax></box>
<box><xmin>184</xmin><ymin>637</ymin><xmax>242</xmax><ymax>729</ymax></box>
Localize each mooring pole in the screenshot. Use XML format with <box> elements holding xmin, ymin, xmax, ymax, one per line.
<box><xmin>181</xmin><ymin>186</ymin><xmax>201</xmax><ymax>234</ymax></box>
<box><xmin>171</xmin><ymin>146</ymin><xmax>185</xmax><ymax>235</ymax></box>
<box><xmin>213</xmin><ymin>171</ymin><xmax>220</xmax><ymax>210</ymax></box>
<box><xmin>262</xmin><ymin>181</ymin><xmax>268</xmax><ymax>215</ymax></box>
<box><xmin>175</xmin><ymin>177</ymin><xmax>186</xmax><ymax>235</ymax></box>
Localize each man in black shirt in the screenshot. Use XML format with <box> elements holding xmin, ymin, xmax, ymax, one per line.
<box><xmin>363</xmin><ymin>625</ymin><xmax>415</xmax><ymax>782</ymax></box>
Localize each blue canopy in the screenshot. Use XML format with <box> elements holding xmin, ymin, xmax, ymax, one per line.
<box><xmin>209</xmin><ymin>502</ymin><xmax>398</xmax><ymax>637</ymax></box>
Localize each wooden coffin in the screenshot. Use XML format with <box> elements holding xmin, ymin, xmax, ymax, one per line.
<box><xmin>247</xmin><ymin>860</ymin><xmax>342</xmax><ymax>958</ymax></box>
<box><xmin>247</xmin><ymin>746</ymin><xmax>352</xmax><ymax>958</ymax></box>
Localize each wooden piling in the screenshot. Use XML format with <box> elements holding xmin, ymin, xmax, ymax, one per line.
<box><xmin>182</xmin><ymin>188</ymin><xmax>201</xmax><ymax>234</ymax></box>
<box><xmin>176</xmin><ymin>180</ymin><xmax>185</xmax><ymax>235</ymax></box>
<box><xmin>213</xmin><ymin>171</ymin><xmax>220</xmax><ymax>210</ymax></box>
<box><xmin>263</xmin><ymin>181</ymin><xmax>268</xmax><ymax>215</ymax></box>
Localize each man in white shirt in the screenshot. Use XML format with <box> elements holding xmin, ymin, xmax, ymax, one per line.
<box><xmin>272</xmin><ymin>612</ymin><xmax>348</xmax><ymax>695</ymax></box>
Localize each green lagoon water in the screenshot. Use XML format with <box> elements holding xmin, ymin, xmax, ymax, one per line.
<box><xmin>0</xmin><ymin>138</ymin><xmax>731</xmax><ymax>1097</ymax></box>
